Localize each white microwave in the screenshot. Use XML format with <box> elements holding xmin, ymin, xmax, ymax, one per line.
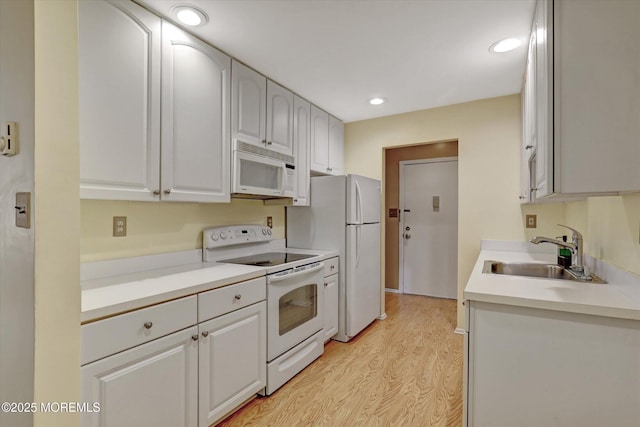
<box><xmin>232</xmin><ymin>143</ymin><xmax>295</xmax><ymax>198</ymax></box>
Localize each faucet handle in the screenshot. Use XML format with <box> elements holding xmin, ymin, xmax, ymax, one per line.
<box><xmin>557</xmin><ymin>224</ymin><xmax>582</xmax><ymax>239</ymax></box>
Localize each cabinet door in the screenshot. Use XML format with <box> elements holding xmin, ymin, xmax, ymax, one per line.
<box><xmin>81</xmin><ymin>326</ymin><xmax>198</xmax><ymax>427</ymax></box>
<box><xmin>323</xmin><ymin>273</ymin><xmax>339</xmax><ymax>341</ymax></box>
<box><xmin>467</xmin><ymin>301</ymin><xmax>640</xmax><ymax>427</ymax></box>
<box><xmin>198</xmin><ymin>302</ymin><xmax>266</xmax><ymax>427</ymax></box>
<box><xmin>328</xmin><ymin>115</ymin><xmax>345</xmax><ymax>176</ymax></box>
<box><xmin>78</xmin><ymin>0</ymin><xmax>160</xmax><ymax>201</ymax></box>
<box><xmin>161</xmin><ymin>21</ymin><xmax>231</xmax><ymax>203</ymax></box>
<box><xmin>533</xmin><ymin>0</ymin><xmax>551</xmax><ymax>198</ymax></box>
<box><xmin>293</xmin><ymin>96</ymin><xmax>311</xmax><ymax>206</ymax></box>
<box><xmin>231</xmin><ymin>60</ymin><xmax>266</xmax><ymax>149</ymax></box>
<box><xmin>266</xmin><ymin>80</ymin><xmax>294</xmax><ymax>156</ymax></box>
<box><xmin>554</xmin><ymin>0</ymin><xmax>640</xmax><ymax>194</ymax></box>
<box><xmin>310</xmin><ymin>105</ymin><xmax>329</xmax><ymax>174</ymax></box>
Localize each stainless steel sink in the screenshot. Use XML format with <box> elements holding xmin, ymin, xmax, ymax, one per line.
<box><xmin>482</xmin><ymin>261</ymin><xmax>606</xmax><ymax>283</ymax></box>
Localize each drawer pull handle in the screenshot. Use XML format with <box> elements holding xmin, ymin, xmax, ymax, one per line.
<box><xmin>234</xmin><ymin>294</ymin><xmax>242</xmax><ymax>301</ymax></box>
<box><xmin>144</xmin><ymin>322</ymin><xmax>153</xmax><ymax>329</ymax></box>
<box><xmin>202</xmin><ymin>331</ymin><xmax>209</xmax><ymax>338</ymax></box>
<box><xmin>191</xmin><ymin>335</ymin><xmax>199</xmax><ymax>341</ymax></box>
<box><xmin>330</xmin><ymin>265</ymin><xmax>335</xmax><ymax>270</ymax></box>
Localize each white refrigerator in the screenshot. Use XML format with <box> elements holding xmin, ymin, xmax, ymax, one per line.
<box><xmin>287</xmin><ymin>174</ymin><xmax>381</xmax><ymax>342</ymax></box>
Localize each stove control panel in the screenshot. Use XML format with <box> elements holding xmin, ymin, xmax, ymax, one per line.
<box><xmin>203</xmin><ymin>224</ymin><xmax>272</xmax><ymax>249</ymax></box>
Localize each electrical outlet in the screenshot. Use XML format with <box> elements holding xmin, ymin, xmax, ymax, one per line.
<box><xmin>525</xmin><ymin>214</ymin><xmax>537</xmax><ymax>229</ymax></box>
<box><xmin>113</xmin><ymin>216</ymin><xmax>127</xmax><ymax>237</ymax></box>
<box><xmin>267</xmin><ymin>216</ymin><xmax>273</xmax><ymax>229</ymax></box>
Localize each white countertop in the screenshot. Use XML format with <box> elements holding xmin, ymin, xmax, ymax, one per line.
<box><xmin>81</xmin><ymin>248</ymin><xmax>339</xmax><ymax>323</ymax></box>
<box><xmin>464</xmin><ymin>245</ymin><xmax>640</xmax><ymax>321</ymax></box>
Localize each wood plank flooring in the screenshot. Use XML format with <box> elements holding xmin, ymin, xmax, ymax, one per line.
<box><xmin>218</xmin><ymin>293</ymin><xmax>463</xmax><ymax>426</ymax></box>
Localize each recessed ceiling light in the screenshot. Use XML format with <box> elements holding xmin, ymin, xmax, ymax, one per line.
<box><xmin>489</xmin><ymin>38</ymin><xmax>522</xmax><ymax>53</ymax></box>
<box><xmin>172</xmin><ymin>5</ymin><xmax>208</xmax><ymax>27</ymax></box>
<box><xmin>369</xmin><ymin>97</ymin><xmax>385</xmax><ymax>105</ymax></box>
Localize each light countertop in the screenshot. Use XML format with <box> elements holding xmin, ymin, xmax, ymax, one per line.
<box><xmin>81</xmin><ymin>248</ymin><xmax>339</xmax><ymax>323</ymax></box>
<box><xmin>464</xmin><ymin>246</ymin><xmax>640</xmax><ymax>321</ymax></box>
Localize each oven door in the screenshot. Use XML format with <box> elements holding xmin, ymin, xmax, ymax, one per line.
<box><xmin>233</xmin><ymin>150</ymin><xmax>285</xmax><ymax>197</ymax></box>
<box><xmin>267</xmin><ymin>262</ymin><xmax>324</xmax><ymax>361</ymax></box>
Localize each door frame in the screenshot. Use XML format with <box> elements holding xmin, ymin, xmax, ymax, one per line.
<box><xmin>398</xmin><ymin>157</ymin><xmax>458</xmax><ymax>294</ymax></box>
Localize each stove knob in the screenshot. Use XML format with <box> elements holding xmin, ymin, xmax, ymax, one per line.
<box><xmin>210</xmin><ymin>232</ymin><xmax>219</xmax><ymax>241</ymax></box>
<box><xmin>267</xmin><ymin>228</ymin><xmax>272</xmax><ymax>236</ymax></box>
<box><xmin>262</xmin><ymin>229</ymin><xmax>267</xmax><ymax>236</ymax></box>
<box><xmin>220</xmin><ymin>231</ymin><xmax>227</xmax><ymax>240</ymax></box>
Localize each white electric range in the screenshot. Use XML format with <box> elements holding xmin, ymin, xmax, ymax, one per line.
<box><xmin>203</xmin><ymin>224</ymin><xmax>328</xmax><ymax>395</ymax></box>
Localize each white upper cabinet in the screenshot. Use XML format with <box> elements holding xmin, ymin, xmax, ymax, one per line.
<box><xmin>79</xmin><ymin>0</ymin><xmax>161</xmax><ymax>201</ymax></box>
<box><xmin>523</xmin><ymin>0</ymin><xmax>640</xmax><ymax>201</ymax></box>
<box><xmin>231</xmin><ymin>60</ymin><xmax>266</xmax><ymax>149</ymax></box>
<box><xmin>328</xmin><ymin>115</ymin><xmax>345</xmax><ymax>176</ymax></box>
<box><xmin>293</xmin><ymin>96</ymin><xmax>311</xmax><ymax>206</ymax></box>
<box><xmin>310</xmin><ymin>105</ymin><xmax>330</xmax><ymax>174</ymax></box>
<box><xmin>161</xmin><ymin>21</ymin><xmax>231</xmax><ymax>203</ymax></box>
<box><xmin>310</xmin><ymin>105</ymin><xmax>344</xmax><ymax>176</ymax></box>
<box><xmin>266</xmin><ymin>80</ymin><xmax>295</xmax><ymax>156</ymax></box>
<box><xmin>231</xmin><ymin>61</ymin><xmax>295</xmax><ymax>157</ymax></box>
<box><xmin>79</xmin><ymin>2</ymin><xmax>230</xmax><ymax>203</ymax></box>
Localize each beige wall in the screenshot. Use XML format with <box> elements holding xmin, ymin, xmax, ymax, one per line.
<box><xmin>81</xmin><ymin>199</ymin><xmax>286</xmax><ymax>262</ymax></box>
<box><xmin>33</xmin><ymin>1</ymin><xmax>80</xmax><ymax>425</ymax></box>
<box><xmin>345</xmin><ymin>95</ymin><xmax>566</xmax><ymax>328</ymax></box>
<box><xmin>566</xmin><ymin>194</ymin><xmax>640</xmax><ymax>276</ymax></box>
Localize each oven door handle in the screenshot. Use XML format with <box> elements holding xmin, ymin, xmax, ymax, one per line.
<box><xmin>269</xmin><ymin>263</ymin><xmax>324</xmax><ymax>283</ymax></box>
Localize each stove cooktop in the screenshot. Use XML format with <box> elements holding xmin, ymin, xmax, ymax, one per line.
<box><xmin>220</xmin><ymin>252</ymin><xmax>316</xmax><ymax>267</ymax></box>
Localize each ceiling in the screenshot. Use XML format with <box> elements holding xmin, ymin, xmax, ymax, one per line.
<box><xmin>136</xmin><ymin>0</ymin><xmax>535</xmax><ymax>123</ymax></box>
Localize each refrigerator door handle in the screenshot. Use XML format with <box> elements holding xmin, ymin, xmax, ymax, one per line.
<box><xmin>355</xmin><ymin>180</ymin><xmax>363</xmax><ymax>225</ymax></box>
<box><xmin>355</xmin><ymin>224</ymin><xmax>361</xmax><ymax>266</ymax></box>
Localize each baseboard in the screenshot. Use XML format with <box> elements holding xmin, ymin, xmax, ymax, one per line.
<box><xmin>454</xmin><ymin>327</ymin><xmax>466</xmax><ymax>335</ymax></box>
<box><xmin>384</xmin><ymin>288</ymin><xmax>401</xmax><ymax>294</ymax></box>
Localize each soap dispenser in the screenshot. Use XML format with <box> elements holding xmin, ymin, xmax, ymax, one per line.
<box><xmin>557</xmin><ymin>235</ymin><xmax>572</xmax><ymax>268</ymax></box>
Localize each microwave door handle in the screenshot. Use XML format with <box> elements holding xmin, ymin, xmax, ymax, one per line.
<box><xmin>269</xmin><ymin>263</ymin><xmax>324</xmax><ymax>283</ymax></box>
<box><xmin>280</xmin><ymin>163</ymin><xmax>287</xmax><ymax>195</ymax></box>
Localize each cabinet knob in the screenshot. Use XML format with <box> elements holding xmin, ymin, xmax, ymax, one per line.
<box><xmin>153</xmin><ymin>190</ymin><xmax>160</xmax><ymax>196</ymax></box>
<box><xmin>266</xmin><ymin>141</ymin><xmax>272</xmax><ymax>145</ymax></box>
<box><xmin>262</xmin><ymin>139</ymin><xmax>267</xmax><ymax>145</ymax></box>
<box><xmin>164</xmin><ymin>189</ymin><xmax>171</xmax><ymax>195</ymax></box>
<box><xmin>191</xmin><ymin>335</ymin><xmax>199</xmax><ymax>341</ymax></box>
<box><xmin>525</xmin><ymin>145</ymin><xmax>533</xmax><ymax>149</ymax></box>
<box><xmin>519</xmin><ymin>196</ymin><xmax>526</xmax><ymax>200</ymax></box>
<box><xmin>234</xmin><ymin>294</ymin><xmax>242</xmax><ymax>301</ymax></box>
<box><xmin>143</xmin><ymin>322</ymin><xmax>153</xmax><ymax>329</ymax></box>
<box><xmin>327</xmin><ymin>167</ymin><xmax>332</xmax><ymax>172</ymax></box>
<box><xmin>202</xmin><ymin>331</ymin><xmax>209</xmax><ymax>338</ymax></box>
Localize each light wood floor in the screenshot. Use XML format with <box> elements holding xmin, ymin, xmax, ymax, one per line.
<box><xmin>219</xmin><ymin>293</ymin><xmax>463</xmax><ymax>426</ymax></box>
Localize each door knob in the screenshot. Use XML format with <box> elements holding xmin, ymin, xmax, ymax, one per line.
<box><xmin>405</xmin><ymin>226</ymin><xmax>411</xmax><ymax>231</ymax></box>
<box><xmin>404</xmin><ymin>233</ymin><xmax>411</xmax><ymax>239</ymax></box>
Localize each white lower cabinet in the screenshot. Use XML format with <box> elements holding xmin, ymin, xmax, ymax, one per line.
<box><xmin>81</xmin><ymin>326</ymin><xmax>199</xmax><ymax>427</ymax></box>
<box><xmin>323</xmin><ymin>257</ymin><xmax>339</xmax><ymax>342</ymax></box>
<box><xmin>81</xmin><ymin>278</ymin><xmax>267</xmax><ymax>427</ymax></box>
<box><xmin>198</xmin><ymin>301</ymin><xmax>266</xmax><ymax>427</ymax></box>
<box><xmin>465</xmin><ymin>300</ymin><xmax>640</xmax><ymax>427</ymax></box>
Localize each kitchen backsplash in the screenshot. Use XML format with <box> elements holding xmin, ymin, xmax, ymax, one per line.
<box><xmin>81</xmin><ymin>199</ymin><xmax>285</xmax><ymax>262</ymax></box>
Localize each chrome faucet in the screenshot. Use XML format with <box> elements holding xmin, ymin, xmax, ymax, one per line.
<box><xmin>529</xmin><ymin>224</ymin><xmax>589</xmax><ymax>280</ymax></box>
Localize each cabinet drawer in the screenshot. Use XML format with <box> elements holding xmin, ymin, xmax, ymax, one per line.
<box><xmin>324</xmin><ymin>257</ymin><xmax>339</xmax><ymax>276</ymax></box>
<box><xmin>198</xmin><ymin>277</ymin><xmax>266</xmax><ymax>322</ymax></box>
<box><xmin>81</xmin><ymin>295</ymin><xmax>197</xmax><ymax>366</ymax></box>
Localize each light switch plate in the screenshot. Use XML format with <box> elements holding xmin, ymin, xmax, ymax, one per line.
<box><xmin>15</xmin><ymin>192</ymin><xmax>30</xmax><ymax>228</ymax></box>
<box><xmin>525</xmin><ymin>214</ymin><xmax>537</xmax><ymax>229</ymax></box>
